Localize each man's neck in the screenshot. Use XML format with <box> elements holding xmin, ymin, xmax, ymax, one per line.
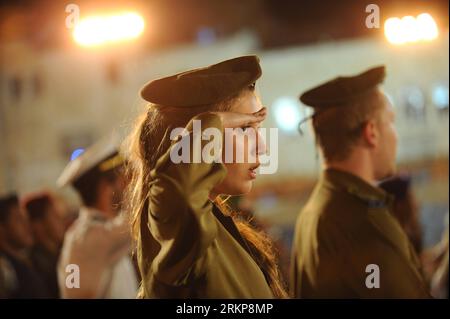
<box><xmin>88</xmin><ymin>203</ymin><xmax>116</xmax><ymax>220</ymax></box>
<box><xmin>325</xmin><ymin>153</ymin><xmax>376</xmax><ymax>186</ymax></box>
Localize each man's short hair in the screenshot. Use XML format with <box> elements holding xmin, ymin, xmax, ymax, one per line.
<box><xmin>23</xmin><ymin>193</ymin><xmax>53</xmax><ymax>222</ymax></box>
<box><xmin>312</xmin><ymin>89</ymin><xmax>385</xmax><ymax>162</ymax></box>
<box><xmin>0</xmin><ymin>194</ymin><xmax>19</xmax><ymax>224</ymax></box>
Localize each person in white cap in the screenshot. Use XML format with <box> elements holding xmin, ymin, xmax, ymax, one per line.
<box><xmin>57</xmin><ymin>134</ymin><xmax>138</xmax><ymax>298</ymax></box>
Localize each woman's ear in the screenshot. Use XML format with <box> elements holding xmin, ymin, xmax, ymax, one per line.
<box><xmin>362</xmin><ymin>120</ymin><xmax>379</xmax><ymax>148</ymax></box>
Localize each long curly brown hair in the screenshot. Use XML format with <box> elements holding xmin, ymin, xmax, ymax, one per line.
<box><xmin>123</xmin><ymin>88</ymin><xmax>287</xmax><ymax>298</ymax></box>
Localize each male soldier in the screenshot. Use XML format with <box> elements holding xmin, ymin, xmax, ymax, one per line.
<box><xmin>290</xmin><ymin>66</ymin><xmax>430</xmax><ymax>298</ymax></box>
<box><xmin>57</xmin><ymin>135</ymin><xmax>138</xmax><ymax>298</ymax></box>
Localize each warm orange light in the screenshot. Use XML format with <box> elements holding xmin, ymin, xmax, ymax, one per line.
<box><xmin>416</xmin><ymin>13</ymin><xmax>439</xmax><ymax>41</ymax></box>
<box><xmin>384</xmin><ymin>13</ymin><xmax>438</xmax><ymax>45</ymax></box>
<box><xmin>73</xmin><ymin>12</ymin><xmax>145</xmax><ymax>47</ymax></box>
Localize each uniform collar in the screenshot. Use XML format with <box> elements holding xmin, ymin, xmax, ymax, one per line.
<box><xmin>79</xmin><ymin>206</ymin><xmax>108</xmax><ymax>222</ymax></box>
<box><xmin>322</xmin><ymin>168</ymin><xmax>394</xmax><ymax>208</ymax></box>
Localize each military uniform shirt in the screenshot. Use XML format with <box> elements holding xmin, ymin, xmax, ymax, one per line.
<box><xmin>290</xmin><ymin>168</ymin><xmax>430</xmax><ymax>298</ymax></box>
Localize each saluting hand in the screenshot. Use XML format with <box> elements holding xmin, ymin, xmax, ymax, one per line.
<box><xmin>211</xmin><ymin>107</ymin><xmax>267</xmax><ymax>129</ymax></box>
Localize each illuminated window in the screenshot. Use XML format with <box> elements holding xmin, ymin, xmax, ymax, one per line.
<box><xmin>400</xmin><ymin>86</ymin><xmax>426</xmax><ymax>120</ymax></box>
<box><xmin>272</xmin><ymin>96</ymin><xmax>302</xmax><ymax>134</ymax></box>
<box><xmin>432</xmin><ymin>84</ymin><xmax>449</xmax><ymax>111</ymax></box>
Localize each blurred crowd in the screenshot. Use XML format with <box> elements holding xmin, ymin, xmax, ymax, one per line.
<box><xmin>0</xmin><ymin>147</ymin><xmax>139</xmax><ymax>298</ymax></box>
<box><xmin>0</xmin><ymin>171</ymin><xmax>447</xmax><ymax>298</ymax></box>
<box><xmin>0</xmin><ymin>192</ymin><xmax>70</xmax><ymax>298</ymax></box>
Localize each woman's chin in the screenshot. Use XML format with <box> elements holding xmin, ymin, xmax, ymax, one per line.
<box><xmin>214</xmin><ymin>178</ymin><xmax>254</xmax><ymax>196</ymax></box>
<box><xmin>232</xmin><ymin>180</ymin><xmax>253</xmax><ymax>195</ymax></box>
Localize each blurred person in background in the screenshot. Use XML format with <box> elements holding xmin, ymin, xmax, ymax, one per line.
<box><xmin>23</xmin><ymin>192</ymin><xmax>66</xmax><ymax>298</ymax></box>
<box><xmin>56</xmin><ymin>136</ymin><xmax>138</xmax><ymax>298</ymax></box>
<box><xmin>379</xmin><ymin>174</ymin><xmax>423</xmax><ymax>255</ymax></box>
<box><xmin>291</xmin><ymin>66</ymin><xmax>430</xmax><ymax>298</ymax></box>
<box><xmin>422</xmin><ymin>214</ymin><xmax>449</xmax><ymax>299</ymax></box>
<box><xmin>0</xmin><ymin>254</ymin><xmax>10</xmax><ymax>298</ymax></box>
<box><xmin>0</xmin><ymin>193</ymin><xmax>50</xmax><ymax>298</ymax></box>
<box><xmin>430</xmin><ymin>229</ymin><xmax>448</xmax><ymax>299</ymax></box>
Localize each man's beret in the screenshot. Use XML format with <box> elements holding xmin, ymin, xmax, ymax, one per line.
<box><xmin>300</xmin><ymin>66</ymin><xmax>386</xmax><ymax>108</ymax></box>
<box><xmin>140</xmin><ymin>55</ymin><xmax>262</xmax><ymax>107</ymax></box>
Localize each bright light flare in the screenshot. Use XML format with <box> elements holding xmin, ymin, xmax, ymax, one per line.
<box><xmin>73</xmin><ymin>12</ymin><xmax>145</xmax><ymax>47</ymax></box>
<box><xmin>416</xmin><ymin>13</ymin><xmax>439</xmax><ymax>41</ymax></box>
<box><xmin>272</xmin><ymin>97</ymin><xmax>302</xmax><ymax>134</ymax></box>
<box><xmin>384</xmin><ymin>13</ymin><xmax>438</xmax><ymax>45</ymax></box>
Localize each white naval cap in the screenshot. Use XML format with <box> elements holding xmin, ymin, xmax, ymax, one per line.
<box><xmin>57</xmin><ymin>133</ymin><xmax>124</xmax><ymax>187</ymax></box>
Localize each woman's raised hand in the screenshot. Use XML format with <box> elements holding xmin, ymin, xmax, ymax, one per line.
<box><xmin>211</xmin><ymin>107</ymin><xmax>267</xmax><ymax>129</ymax></box>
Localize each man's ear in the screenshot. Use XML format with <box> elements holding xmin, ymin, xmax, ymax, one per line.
<box><xmin>362</xmin><ymin>119</ymin><xmax>378</xmax><ymax>148</ymax></box>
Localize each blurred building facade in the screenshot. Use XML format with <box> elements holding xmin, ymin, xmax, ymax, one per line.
<box><xmin>1</xmin><ymin>31</ymin><xmax>448</xmax><ymax>190</ymax></box>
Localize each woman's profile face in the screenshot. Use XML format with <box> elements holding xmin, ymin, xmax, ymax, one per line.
<box><xmin>212</xmin><ymin>89</ymin><xmax>267</xmax><ymax>196</ymax></box>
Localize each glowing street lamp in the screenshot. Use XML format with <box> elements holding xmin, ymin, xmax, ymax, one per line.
<box><xmin>73</xmin><ymin>12</ymin><xmax>145</xmax><ymax>47</ymax></box>
<box><xmin>384</xmin><ymin>13</ymin><xmax>438</xmax><ymax>45</ymax></box>
<box><xmin>416</xmin><ymin>13</ymin><xmax>439</xmax><ymax>41</ymax></box>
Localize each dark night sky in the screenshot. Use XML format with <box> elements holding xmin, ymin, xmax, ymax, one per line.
<box><xmin>0</xmin><ymin>0</ymin><xmax>448</xmax><ymax>50</ymax></box>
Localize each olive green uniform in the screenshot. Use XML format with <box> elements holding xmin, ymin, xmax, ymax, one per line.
<box><xmin>137</xmin><ymin>113</ymin><xmax>273</xmax><ymax>298</ymax></box>
<box><xmin>290</xmin><ymin>169</ymin><xmax>430</xmax><ymax>298</ymax></box>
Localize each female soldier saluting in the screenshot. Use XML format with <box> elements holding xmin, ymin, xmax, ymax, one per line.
<box><xmin>125</xmin><ymin>56</ymin><xmax>287</xmax><ymax>298</ymax></box>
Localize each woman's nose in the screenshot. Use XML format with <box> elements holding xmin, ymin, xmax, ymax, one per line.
<box><xmin>256</xmin><ymin>130</ymin><xmax>267</xmax><ymax>156</ymax></box>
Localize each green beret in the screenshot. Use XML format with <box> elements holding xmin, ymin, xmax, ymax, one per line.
<box><xmin>140</xmin><ymin>55</ymin><xmax>262</xmax><ymax>107</ymax></box>
<box><xmin>300</xmin><ymin>66</ymin><xmax>386</xmax><ymax>108</ymax></box>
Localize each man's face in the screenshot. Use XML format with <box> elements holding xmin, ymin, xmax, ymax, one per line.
<box><xmin>99</xmin><ymin>169</ymin><xmax>127</xmax><ymax>214</ymax></box>
<box><xmin>373</xmin><ymin>91</ymin><xmax>398</xmax><ymax>180</ymax></box>
<box><xmin>111</xmin><ymin>169</ymin><xmax>127</xmax><ymax>211</ymax></box>
<box><xmin>1</xmin><ymin>205</ymin><xmax>34</xmax><ymax>250</ymax></box>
